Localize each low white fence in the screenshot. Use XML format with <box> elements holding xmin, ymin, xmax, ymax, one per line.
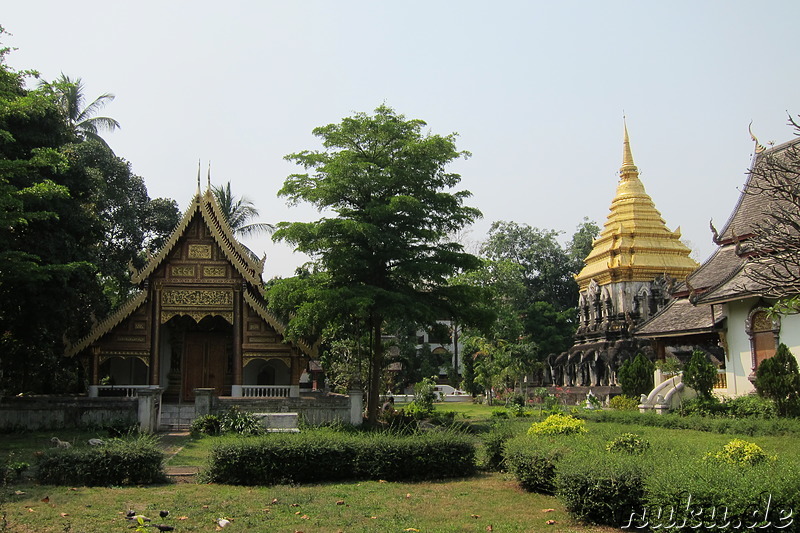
<box><xmin>241</xmin><ymin>385</ymin><xmax>292</xmax><ymax>398</ymax></box>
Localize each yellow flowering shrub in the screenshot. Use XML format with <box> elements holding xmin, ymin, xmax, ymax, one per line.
<box><xmin>527</xmin><ymin>414</ymin><xmax>588</xmax><ymax>436</ymax></box>
<box><xmin>705</xmin><ymin>439</ymin><xmax>776</xmax><ymax>467</ymax></box>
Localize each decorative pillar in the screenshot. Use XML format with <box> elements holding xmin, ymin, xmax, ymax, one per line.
<box><xmin>348</xmin><ymin>389</ymin><xmax>364</xmax><ymax>426</ymax></box>
<box><xmin>194</xmin><ymin>388</ymin><xmax>215</xmax><ymax>417</ymax></box>
<box><xmin>137</xmin><ymin>387</ymin><xmax>164</xmax><ymax>433</ymax></box>
<box><xmin>233</xmin><ymin>283</ymin><xmax>243</xmax><ymax>389</ymax></box>
<box><xmin>91</xmin><ymin>346</ymin><xmax>100</xmax><ymax>386</ymax></box>
<box><xmin>149</xmin><ymin>284</ymin><xmax>162</xmax><ymax>386</ymax></box>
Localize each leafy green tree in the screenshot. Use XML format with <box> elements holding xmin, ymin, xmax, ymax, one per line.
<box><xmin>143</xmin><ymin>197</ymin><xmax>181</xmax><ymax>252</ymax></box>
<box><xmin>211</xmin><ymin>181</ymin><xmax>274</xmax><ymax>238</ymax></box>
<box><xmin>567</xmin><ymin>217</ymin><xmax>600</xmax><ymax>267</ymax></box>
<box><xmin>523</xmin><ymin>301</ymin><xmax>575</xmax><ymax>357</ymax></box>
<box><xmin>0</xmin><ymin>31</ymin><xmax>179</xmax><ymax>392</ymax></box>
<box><xmin>755</xmin><ymin>343</ymin><xmax>800</xmax><ymax>417</ymax></box>
<box><xmin>683</xmin><ymin>350</ymin><xmax>717</xmax><ymax>400</ymax></box>
<box><xmin>0</xmin><ymin>39</ymin><xmax>99</xmax><ymax>392</ymax></box>
<box><xmin>61</xmin><ymin>141</ymin><xmax>180</xmax><ymax>305</ymax></box>
<box><xmin>273</xmin><ymin>105</ymin><xmax>490</xmax><ymax>423</ymax></box>
<box><xmin>481</xmin><ymin>221</ymin><xmax>577</xmax><ymax>311</ymax></box>
<box><xmin>43</xmin><ymin>73</ymin><xmax>120</xmax><ymax>147</ymax></box>
<box><xmin>617</xmin><ymin>353</ymin><xmax>655</xmax><ymax>397</ymax></box>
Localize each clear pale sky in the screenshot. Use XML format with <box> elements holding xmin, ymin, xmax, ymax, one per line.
<box><xmin>4</xmin><ymin>2</ymin><xmax>799</xmax><ymax>278</ymax></box>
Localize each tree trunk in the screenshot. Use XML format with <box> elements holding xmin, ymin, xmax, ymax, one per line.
<box><xmin>366</xmin><ymin>312</ymin><xmax>384</xmax><ymax>425</ymax></box>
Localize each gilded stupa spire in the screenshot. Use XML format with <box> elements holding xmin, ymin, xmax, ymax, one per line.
<box><xmin>621</xmin><ymin>117</ymin><xmax>637</xmax><ymax>174</ymax></box>
<box><xmin>574</xmin><ymin>120</ymin><xmax>698</xmax><ymax>291</ymax></box>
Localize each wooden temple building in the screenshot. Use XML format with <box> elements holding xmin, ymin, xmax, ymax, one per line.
<box><xmin>547</xmin><ymin>122</ymin><xmax>699</xmax><ymax>388</ymax></box>
<box><xmin>66</xmin><ymin>180</ymin><xmax>316</xmax><ymax>404</ymax></box>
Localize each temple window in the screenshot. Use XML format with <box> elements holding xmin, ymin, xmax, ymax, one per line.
<box><xmin>637</xmin><ymin>289</ymin><xmax>650</xmax><ymax>320</ymax></box>
<box><xmin>747</xmin><ymin>308</ymin><xmax>780</xmax><ymax>371</ymax></box>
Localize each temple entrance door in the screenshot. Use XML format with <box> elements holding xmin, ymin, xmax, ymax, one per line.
<box><xmin>182</xmin><ymin>332</ymin><xmax>227</xmax><ymax>401</ymax></box>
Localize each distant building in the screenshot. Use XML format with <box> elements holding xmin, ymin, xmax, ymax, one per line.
<box><xmin>415</xmin><ymin>320</ymin><xmax>464</xmax><ymax>380</ymax></box>
<box><xmin>548</xmin><ymin>122</ymin><xmax>698</xmax><ymax>388</ymax></box>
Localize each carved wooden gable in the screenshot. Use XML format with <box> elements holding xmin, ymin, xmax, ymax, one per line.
<box><xmin>67</xmin><ymin>188</ymin><xmax>315</xmax><ymax>368</ymax></box>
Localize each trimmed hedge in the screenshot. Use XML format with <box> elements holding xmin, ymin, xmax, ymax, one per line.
<box><xmin>202</xmin><ymin>430</ymin><xmax>475</xmax><ymax>485</ymax></box>
<box><xmin>645</xmin><ymin>455</ymin><xmax>800</xmax><ymax>531</ymax></box>
<box><xmin>479</xmin><ymin>422</ymin><xmax>515</xmax><ymax>471</ymax></box>
<box><xmin>34</xmin><ymin>435</ymin><xmax>166</xmax><ymax>486</ymax></box>
<box><xmin>503</xmin><ymin>418</ymin><xmax>800</xmax><ymax>529</ymax></box>
<box><xmin>555</xmin><ymin>447</ymin><xmax>647</xmax><ymax>526</ymax></box>
<box><xmin>579</xmin><ymin>409</ymin><xmax>800</xmax><ymax>436</ymax></box>
<box><xmin>504</xmin><ymin>435</ymin><xmax>577</xmax><ymax>494</ymax></box>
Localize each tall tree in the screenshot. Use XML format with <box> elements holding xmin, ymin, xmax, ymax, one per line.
<box><xmin>477</xmin><ymin>219</ymin><xmax>597</xmax><ymax>353</ymax></box>
<box><xmin>61</xmin><ymin>141</ymin><xmax>181</xmax><ymax>306</ymax></box>
<box><xmin>0</xmin><ymin>30</ymin><xmax>179</xmax><ymax>392</ymax></box>
<box><xmin>0</xmin><ymin>35</ymin><xmax>99</xmax><ymax>393</ymax></box>
<box><xmin>273</xmin><ymin>105</ymin><xmax>490</xmax><ymax>423</ymax></box>
<box><xmin>43</xmin><ymin>74</ymin><xmax>120</xmax><ymax>147</ymax></box>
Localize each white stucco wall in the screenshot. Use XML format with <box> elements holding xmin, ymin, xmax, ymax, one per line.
<box><xmin>723</xmin><ymin>298</ymin><xmax>800</xmax><ymax>397</ymax></box>
<box><xmin>725</xmin><ymin>300</ymin><xmax>756</xmax><ymax>396</ymax></box>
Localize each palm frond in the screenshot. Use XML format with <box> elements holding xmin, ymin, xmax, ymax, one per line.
<box><xmin>211</xmin><ymin>181</ymin><xmax>273</xmax><ymax>238</ymax></box>
<box><xmin>77</xmin><ymin>93</ymin><xmax>116</xmax><ymax>124</ymax></box>
<box><xmin>78</xmin><ymin>116</ymin><xmax>120</xmax><ymax>133</ymax></box>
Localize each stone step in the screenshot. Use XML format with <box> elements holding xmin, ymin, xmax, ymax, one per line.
<box><xmin>160</xmin><ymin>405</ymin><xmax>196</xmax><ymax>429</ymax></box>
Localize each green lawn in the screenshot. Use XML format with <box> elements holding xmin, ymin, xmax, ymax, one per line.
<box><xmin>3</xmin><ymin>407</ymin><xmax>798</xmax><ymax>532</ymax></box>
<box><xmin>1</xmin><ymin>473</ymin><xmax>623</xmax><ymax>533</ymax></box>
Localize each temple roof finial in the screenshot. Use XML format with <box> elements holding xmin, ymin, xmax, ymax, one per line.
<box><xmin>196</xmin><ymin>160</ymin><xmax>201</xmax><ymax>196</ymax></box>
<box><xmin>207</xmin><ymin>160</ymin><xmax>212</xmax><ymax>191</ymax></box>
<box><xmin>621</xmin><ymin>116</ymin><xmax>638</xmax><ymax>174</ymax></box>
<box><xmin>749</xmin><ymin>121</ymin><xmax>766</xmax><ymax>154</ymax></box>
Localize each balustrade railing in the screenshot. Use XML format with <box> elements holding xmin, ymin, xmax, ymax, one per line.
<box><xmin>241</xmin><ymin>385</ymin><xmax>291</xmax><ymax>398</ymax></box>
<box><xmin>713</xmin><ymin>370</ymin><xmax>727</xmax><ymax>389</ymax></box>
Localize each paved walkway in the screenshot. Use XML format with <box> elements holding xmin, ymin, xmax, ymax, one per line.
<box><xmin>159</xmin><ymin>430</ymin><xmax>200</xmax><ymax>480</ymax></box>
